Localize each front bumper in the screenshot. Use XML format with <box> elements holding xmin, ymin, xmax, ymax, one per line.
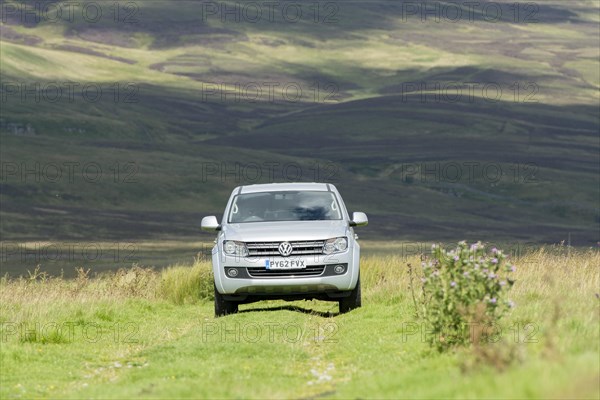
<box><xmin>213</xmin><ymin>250</ymin><xmax>359</xmax><ymax>296</ymax></box>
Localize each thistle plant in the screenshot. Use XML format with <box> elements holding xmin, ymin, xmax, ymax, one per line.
<box><xmin>411</xmin><ymin>241</ymin><xmax>516</xmax><ymax>351</ymax></box>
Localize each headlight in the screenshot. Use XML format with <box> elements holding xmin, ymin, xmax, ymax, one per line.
<box><xmin>223</xmin><ymin>241</ymin><xmax>248</xmax><ymax>257</ymax></box>
<box><xmin>323</xmin><ymin>237</ymin><xmax>348</xmax><ymax>255</ymax></box>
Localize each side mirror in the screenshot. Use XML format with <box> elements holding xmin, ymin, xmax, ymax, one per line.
<box><xmin>201</xmin><ymin>216</ymin><xmax>221</xmax><ymax>231</ymax></box>
<box><xmin>350</xmin><ymin>212</ymin><xmax>368</xmax><ymax>227</ymax></box>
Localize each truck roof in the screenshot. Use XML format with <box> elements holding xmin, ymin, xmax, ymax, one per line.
<box><xmin>237</xmin><ymin>182</ymin><xmax>334</xmax><ymax>194</ymax></box>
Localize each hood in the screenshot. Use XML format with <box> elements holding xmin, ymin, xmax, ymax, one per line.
<box><xmin>222</xmin><ymin>220</ymin><xmax>349</xmax><ymax>242</ymax></box>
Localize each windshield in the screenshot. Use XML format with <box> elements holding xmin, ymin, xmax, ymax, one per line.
<box><xmin>228</xmin><ymin>191</ymin><xmax>342</xmax><ymax>223</ymax></box>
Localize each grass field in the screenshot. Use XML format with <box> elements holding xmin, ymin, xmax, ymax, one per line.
<box><xmin>1</xmin><ymin>245</ymin><xmax>598</xmax><ymax>399</ymax></box>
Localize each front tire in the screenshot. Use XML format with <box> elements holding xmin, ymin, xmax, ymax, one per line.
<box><xmin>339</xmin><ymin>277</ymin><xmax>361</xmax><ymax>314</ymax></box>
<box><xmin>214</xmin><ymin>284</ymin><xmax>238</xmax><ymax>317</ymax></box>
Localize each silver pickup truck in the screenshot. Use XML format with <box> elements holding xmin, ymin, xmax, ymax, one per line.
<box><xmin>201</xmin><ymin>182</ymin><xmax>368</xmax><ymax>316</ymax></box>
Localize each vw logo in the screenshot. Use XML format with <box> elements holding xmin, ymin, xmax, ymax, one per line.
<box><xmin>278</xmin><ymin>241</ymin><xmax>293</xmax><ymax>257</ymax></box>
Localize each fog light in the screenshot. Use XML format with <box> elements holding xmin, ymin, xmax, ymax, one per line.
<box><xmin>334</xmin><ymin>264</ymin><xmax>346</xmax><ymax>274</ymax></box>
<box><xmin>227</xmin><ymin>268</ymin><xmax>238</xmax><ymax>277</ymax></box>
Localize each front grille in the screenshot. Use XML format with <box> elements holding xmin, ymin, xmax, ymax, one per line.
<box><xmin>246</xmin><ymin>240</ymin><xmax>325</xmax><ymax>256</ymax></box>
<box><xmin>247</xmin><ymin>265</ymin><xmax>326</xmax><ymax>278</ymax></box>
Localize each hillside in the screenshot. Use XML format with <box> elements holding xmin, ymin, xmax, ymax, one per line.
<box><xmin>1</xmin><ymin>0</ymin><xmax>599</xmax><ymax>248</ymax></box>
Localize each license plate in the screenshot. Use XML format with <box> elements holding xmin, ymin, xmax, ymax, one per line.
<box><xmin>266</xmin><ymin>259</ymin><xmax>306</xmax><ymax>269</ymax></box>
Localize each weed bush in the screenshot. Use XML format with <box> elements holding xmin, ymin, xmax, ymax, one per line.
<box><xmin>158</xmin><ymin>260</ymin><xmax>214</xmax><ymax>304</ymax></box>
<box><xmin>410</xmin><ymin>241</ymin><xmax>515</xmax><ymax>351</ymax></box>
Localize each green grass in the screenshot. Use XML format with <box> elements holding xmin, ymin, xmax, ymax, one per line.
<box><xmin>1</xmin><ymin>246</ymin><xmax>598</xmax><ymax>399</ymax></box>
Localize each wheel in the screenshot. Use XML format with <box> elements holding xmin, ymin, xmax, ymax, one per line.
<box><xmin>214</xmin><ymin>284</ymin><xmax>238</xmax><ymax>317</ymax></box>
<box><xmin>339</xmin><ymin>276</ymin><xmax>361</xmax><ymax>314</ymax></box>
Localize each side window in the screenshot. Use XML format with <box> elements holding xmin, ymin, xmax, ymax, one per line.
<box><xmin>334</xmin><ymin>194</ymin><xmax>349</xmax><ymax>220</ymax></box>
<box><xmin>228</xmin><ymin>196</ymin><xmax>240</xmax><ymax>223</ymax></box>
<box><xmin>331</xmin><ymin>198</ymin><xmax>340</xmax><ymax>219</ymax></box>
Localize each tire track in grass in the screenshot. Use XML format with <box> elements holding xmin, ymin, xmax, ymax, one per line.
<box><xmin>295</xmin><ymin>305</ymin><xmax>352</xmax><ymax>399</ymax></box>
